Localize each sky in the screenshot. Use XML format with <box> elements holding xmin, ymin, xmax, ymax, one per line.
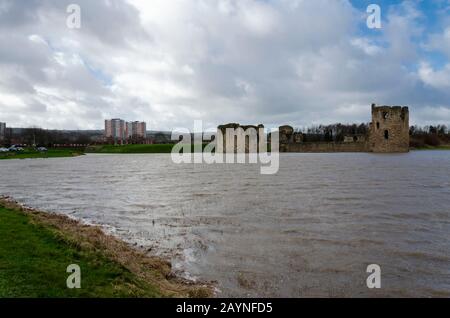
<box><xmin>0</xmin><ymin>0</ymin><xmax>450</xmax><ymax>131</ymax></box>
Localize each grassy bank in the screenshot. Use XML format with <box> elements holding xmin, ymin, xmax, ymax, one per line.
<box><xmin>0</xmin><ymin>148</ymin><xmax>84</xmax><ymax>160</ymax></box>
<box><xmin>0</xmin><ymin>198</ymin><xmax>211</xmax><ymax>298</ymax></box>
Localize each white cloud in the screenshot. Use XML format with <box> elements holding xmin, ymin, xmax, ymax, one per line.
<box><xmin>0</xmin><ymin>0</ymin><xmax>449</xmax><ymax>130</ymax></box>
<box><xmin>426</xmin><ymin>26</ymin><xmax>450</xmax><ymax>58</ymax></box>
<box><xmin>418</xmin><ymin>62</ymin><xmax>450</xmax><ymax>89</ymax></box>
<box><xmin>350</xmin><ymin>38</ymin><xmax>382</xmax><ymax>56</ymax></box>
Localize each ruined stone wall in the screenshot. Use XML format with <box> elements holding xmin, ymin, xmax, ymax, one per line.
<box><xmin>217</xmin><ymin>104</ymin><xmax>410</xmax><ymax>154</ymax></box>
<box><xmin>217</xmin><ymin>123</ymin><xmax>264</xmax><ymax>153</ymax></box>
<box><xmin>278</xmin><ymin>124</ymin><xmax>368</xmax><ymax>152</ymax></box>
<box><xmin>278</xmin><ymin>125</ymin><xmax>303</xmax><ymax>152</ymax></box>
<box><xmin>369</xmin><ymin>104</ymin><xmax>409</xmax><ymax>153</ymax></box>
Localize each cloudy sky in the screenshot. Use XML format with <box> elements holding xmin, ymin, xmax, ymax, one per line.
<box><xmin>0</xmin><ymin>0</ymin><xmax>450</xmax><ymax>130</ymax></box>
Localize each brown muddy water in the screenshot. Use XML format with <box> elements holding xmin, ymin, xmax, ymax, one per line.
<box><xmin>0</xmin><ymin>152</ymin><xmax>449</xmax><ymax>297</ymax></box>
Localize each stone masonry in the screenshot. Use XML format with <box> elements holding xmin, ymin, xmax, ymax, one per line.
<box><xmin>217</xmin><ymin>104</ymin><xmax>410</xmax><ymax>153</ymax></box>
<box><xmin>368</xmin><ymin>104</ymin><xmax>409</xmax><ymax>153</ymax></box>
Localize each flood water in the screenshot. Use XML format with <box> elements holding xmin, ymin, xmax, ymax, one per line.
<box><xmin>1</xmin><ymin>152</ymin><xmax>450</xmax><ymax>297</ymax></box>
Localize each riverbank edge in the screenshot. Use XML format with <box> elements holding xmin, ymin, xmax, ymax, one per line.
<box><xmin>410</xmin><ymin>145</ymin><xmax>450</xmax><ymax>151</ymax></box>
<box><xmin>0</xmin><ymin>196</ymin><xmax>214</xmax><ymax>298</ymax></box>
<box><xmin>87</xmin><ymin>144</ymin><xmax>450</xmax><ymax>154</ymax></box>
<box><xmin>0</xmin><ymin>149</ymin><xmax>85</xmax><ymax>160</ymax></box>
<box><xmin>2</xmin><ymin>144</ymin><xmax>449</xmax><ymax>159</ymax></box>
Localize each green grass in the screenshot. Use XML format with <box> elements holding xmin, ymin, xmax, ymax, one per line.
<box><xmin>0</xmin><ymin>149</ymin><xmax>84</xmax><ymax>160</ymax></box>
<box><xmin>0</xmin><ymin>206</ymin><xmax>163</xmax><ymax>298</ymax></box>
<box><xmin>86</xmin><ymin>144</ymin><xmax>210</xmax><ymax>154</ymax></box>
<box><xmin>411</xmin><ymin>145</ymin><xmax>450</xmax><ymax>151</ymax></box>
<box><xmin>87</xmin><ymin>144</ymin><xmax>175</xmax><ymax>154</ymax></box>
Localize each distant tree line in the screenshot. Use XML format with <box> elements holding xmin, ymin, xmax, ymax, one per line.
<box><xmin>2</xmin><ymin>124</ymin><xmax>449</xmax><ymax>148</ymax></box>
<box><xmin>294</xmin><ymin>123</ymin><xmax>450</xmax><ymax>147</ymax></box>
<box><xmin>296</xmin><ymin>123</ymin><xmax>369</xmax><ymax>142</ymax></box>
<box><xmin>2</xmin><ymin>128</ymin><xmax>101</xmax><ymax>147</ymax></box>
<box><xmin>409</xmin><ymin>125</ymin><xmax>449</xmax><ymax>147</ymax></box>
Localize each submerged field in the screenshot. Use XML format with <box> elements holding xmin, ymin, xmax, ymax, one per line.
<box><xmin>1</xmin><ymin>152</ymin><xmax>448</xmax><ymax>296</ymax></box>
<box><xmin>0</xmin><ymin>199</ymin><xmax>211</xmax><ymax>298</ymax></box>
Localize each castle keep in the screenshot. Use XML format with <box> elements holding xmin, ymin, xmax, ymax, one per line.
<box><xmin>218</xmin><ymin>104</ymin><xmax>410</xmax><ymax>153</ymax></box>
<box><xmin>368</xmin><ymin>104</ymin><xmax>409</xmax><ymax>153</ymax></box>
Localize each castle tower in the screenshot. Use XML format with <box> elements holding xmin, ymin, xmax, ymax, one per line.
<box><xmin>369</xmin><ymin>104</ymin><xmax>409</xmax><ymax>153</ymax></box>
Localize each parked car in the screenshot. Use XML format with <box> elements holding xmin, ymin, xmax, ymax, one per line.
<box><xmin>9</xmin><ymin>146</ymin><xmax>24</xmax><ymax>152</ymax></box>
<box><xmin>37</xmin><ymin>147</ymin><xmax>48</xmax><ymax>152</ymax></box>
<box><xmin>0</xmin><ymin>147</ymin><xmax>9</xmax><ymax>153</ymax></box>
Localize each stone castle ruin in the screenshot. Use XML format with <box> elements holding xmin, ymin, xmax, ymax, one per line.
<box><xmin>368</xmin><ymin>104</ymin><xmax>409</xmax><ymax>153</ymax></box>
<box><xmin>217</xmin><ymin>123</ymin><xmax>265</xmax><ymax>153</ymax></box>
<box><xmin>218</xmin><ymin>104</ymin><xmax>410</xmax><ymax>153</ymax></box>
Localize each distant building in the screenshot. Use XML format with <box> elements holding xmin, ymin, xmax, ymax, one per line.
<box><xmin>131</xmin><ymin>121</ymin><xmax>147</xmax><ymax>139</ymax></box>
<box><xmin>126</xmin><ymin>122</ymin><xmax>133</xmax><ymax>139</ymax></box>
<box><xmin>105</xmin><ymin>119</ymin><xmax>147</xmax><ymax>144</ymax></box>
<box><xmin>105</xmin><ymin>119</ymin><xmax>127</xmax><ymax>144</ymax></box>
<box><xmin>0</xmin><ymin>122</ymin><xmax>6</xmax><ymax>142</ymax></box>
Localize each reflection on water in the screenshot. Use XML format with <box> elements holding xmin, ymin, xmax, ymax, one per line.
<box><xmin>1</xmin><ymin>152</ymin><xmax>450</xmax><ymax>297</ymax></box>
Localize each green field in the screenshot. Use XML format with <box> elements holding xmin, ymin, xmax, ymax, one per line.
<box><xmin>0</xmin><ymin>206</ymin><xmax>159</xmax><ymax>297</ymax></box>
<box><xmin>411</xmin><ymin>145</ymin><xmax>450</xmax><ymax>151</ymax></box>
<box><xmin>86</xmin><ymin>144</ymin><xmax>175</xmax><ymax>154</ymax></box>
<box><xmin>0</xmin><ymin>149</ymin><xmax>84</xmax><ymax>160</ymax></box>
<box><xmin>86</xmin><ymin>144</ymin><xmax>210</xmax><ymax>154</ymax></box>
<box><xmin>0</xmin><ymin>203</ymin><xmax>210</xmax><ymax>298</ymax></box>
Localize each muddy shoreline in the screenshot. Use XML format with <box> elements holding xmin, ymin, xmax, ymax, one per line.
<box><xmin>0</xmin><ymin>196</ymin><xmax>214</xmax><ymax>298</ymax></box>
